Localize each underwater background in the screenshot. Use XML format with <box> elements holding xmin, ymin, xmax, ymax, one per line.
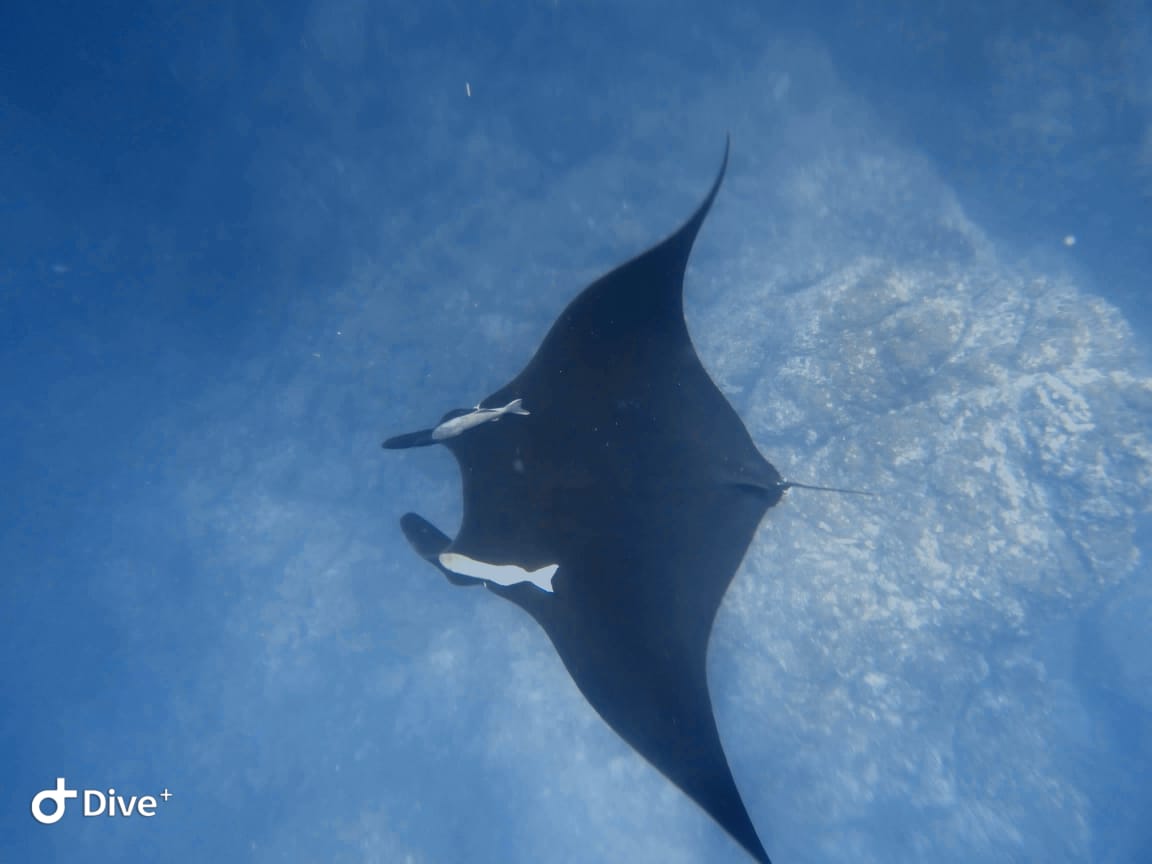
<box><xmin>3</xmin><ymin>1</ymin><xmax>1150</xmax><ymax>861</ymax></box>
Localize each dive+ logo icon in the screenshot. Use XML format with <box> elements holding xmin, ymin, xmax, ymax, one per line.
<box><xmin>31</xmin><ymin>777</ymin><xmax>173</xmax><ymax>825</ymax></box>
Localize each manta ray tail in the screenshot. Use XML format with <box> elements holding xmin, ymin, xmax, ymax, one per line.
<box><xmin>782</xmin><ymin>480</ymin><xmax>875</xmax><ymax>497</ymax></box>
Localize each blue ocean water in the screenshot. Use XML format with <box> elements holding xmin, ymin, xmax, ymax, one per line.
<box><xmin>2</xmin><ymin>2</ymin><xmax>1150</xmax><ymax>862</ymax></box>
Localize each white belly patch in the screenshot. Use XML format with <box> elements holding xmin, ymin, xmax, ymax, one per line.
<box><xmin>438</xmin><ymin>552</ymin><xmax>557</xmax><ymax>592</ymax></box>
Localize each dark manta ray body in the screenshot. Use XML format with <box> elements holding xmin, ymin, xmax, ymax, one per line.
<box><xmin>385</xmin><ymin>144</ymin><xmax>783</xmax><ymax>863</ymax></box>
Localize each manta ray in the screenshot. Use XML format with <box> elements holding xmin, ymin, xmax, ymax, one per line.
<box><xmin>385</xmin><ymin>142</ymin><xmax>825</xmax><ymax>863</ymax></box>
